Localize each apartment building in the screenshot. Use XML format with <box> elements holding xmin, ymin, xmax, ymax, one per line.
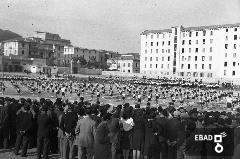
<box><xmin>62</xmin><ymin>45</ymin><xmax>110</xmax><ymax>66</ymax></box>
<box><xmin>140</xmin><ymin>23</ymin><xmax>240</xmax><ymax>80</ymax></box>
<box><xmin>118</xmin><ymin>54</ymin><xmax>140</xmax><ymax>73</ymax></box>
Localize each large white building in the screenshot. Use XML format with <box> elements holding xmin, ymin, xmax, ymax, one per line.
<box><xmin>140</xmin><ymin>23</ymin><xmax>240</xmax><ymax>81</ymax></box>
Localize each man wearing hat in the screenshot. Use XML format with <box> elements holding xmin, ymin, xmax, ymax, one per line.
<box><xmin>14</xmin><ymin>103</ymin><xmax>33</xmax><ymax>157</ymax></box>
<box><xmin>0</xmin><ymin>99</ymin><xmax>9</xmax><ymax>149</ymax></box>
<box><xmin>37</xmin><ymin>104</ymin><xmax>52</xmax><ymax>159</ymax></box>
<box><xmin>60</xmin><ymin>103</ymin><xmax>78</xmax><ymax>159</ymax></box>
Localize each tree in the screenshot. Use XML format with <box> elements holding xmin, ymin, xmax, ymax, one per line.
<box><xmin>72</xmin><ymin>56</ymin><xmax>87</xmax><ymax>66</ymax></box>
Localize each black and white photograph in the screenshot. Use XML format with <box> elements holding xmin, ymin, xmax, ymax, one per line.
<box><xmin>0</xmin><ymin>0</ymin><xmax>240</xmax><ymax>159</ymax></box>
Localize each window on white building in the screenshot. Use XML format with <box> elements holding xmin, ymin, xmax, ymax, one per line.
<box><xmin>210</xmin><ymin>39</ymin><xmax>213</xmax><ymax>44</ymax></box>
<box><xmin>210</xmin><ymin>31</ymin><xmax>213</xmax><ymax>35</ymax></box>
<box><xmin>150</xmin><ymin>57</ymin><xmax>152</xmax><ymax>61</ymax></box>
<box><xmin>162</xmin><ymin>49</ymin><xmax>164</xmax><ymax>53</ymax></box>
<box><xmin>196</xmin><ymin>40</ymin><xmax>198</xmax><ymax>44</ymax></box>
<box><xmin>144</xmin><ymin>64</ymin><xmax>146</xmax><ymax>68</ymax></box>
<box><xmin>188</xmin><ymin>56</ymin><xmax>191</xmax><ymax>61</ymax></box>
<box><xmin>209</xmin><ymin>56</ymin><xmax>212</xmax><ymax>61</ymax></box>
<box><xmin>202</xmin><ymin>64</ymin><xmax>204</xmax><ymax>69</ymax></box>
<box><xmin>151</xmin><ymin>49</ymin><xmax>153</xmax><ymax>53</ymax></box>
<box><xmin>162</xmin><ymin>41</ymin><xmax>164</xmax><ymax>46</ymax></box>
<box><xmin>150</xmin><ymin>64</ymin><xmax>152</xmax><ymax>68</ymax></box>
<box><xmin>195</xmin><ymin>48</ymin><xmax>198</xmax><ymax>53</ymax></box>
<box><xmin>156</xmin><ymin>64</ymin><xmax>158</xmax><ymax>68</ymax></box>
<box><xmin>168</xmin><ymin>56</ymin><xmax>170</xmax><ymax>61</ymax></box>
<box><xmin>151</xmin><ymin>35</ymin><xmax>153</xmax><ymax>39</ymax></box>
<box><xmin>203</xmin><ymin>30</ymin><xmax>206</xmax><ymax>36</ymax></box>
<box><xmin>145</xmin><ymin>49</ymin><xmax>147</xmax><ymax>53</ymax></box>
<box><xmin>162</xmin><ymin>57</ymin><xmax>164</xmax><ymax>61</ymax></box>
<box><xmin>235</xmin><ymin>28</ymin><xmax>237</xmax><ymax>31</ymax></box>
<box><xmin>145</xmin><ymin>42</ymin><xmax>147</xmax><ymax>46</ymax></box>
<box><xmin>224</xmin><ymin>70</ymin><xmax>227</xmax><ymax>76</ymax></box>
<box><xmin>128</xmin><ymin>63</ymin><xmax>130</xmax><ymax>67</ymax></box>
<box><xmin>145</xmin><ymin>57</ymin><xmax>147</xmax><ymax>61</ymax></box>
<box><xmin>225</xmin><ymin>53</ymin><xmax>227</xmax><ymax>58</ymax></box>
<box><xmin>182</xmin><ymin>40</ymin><xmax>185</xmax><ymax>45</ymax></box>
<box><xmin>234</xmin><ymin>44</ymin><xmax>236</xmax><ymax>49</ymax></box>
<box><xmin>168</xmin><ymin>49</ymin><xmax>170</xmax><ymax>53</ymax></box>
<box><xmin>225</xmin><ymin>44</ymin><xmax>228</xmax><ymax>49</ymax></box>
<box><xmin>156</xmin><ymin>49</ymin><xmax>158</xmax><ymax>53</ymax></box>
<box><xmin>233</xmin><ymin>53</ymin><xmax>236</xmax><ymax>58</ymax></box>
<box><xmin>189</xmin><ymin>32</ymin><xmax>192</xmax><ymax>37</ymax></box>
<box><xmin>226</xmin><ymin>29</ymin><xmax>228</xmax><ymax>32</ymax></box>
<box><xmin>189</xmin><ymin>48</ymin><xmax>191</xmax><ymax>53</ymax></box>
<box><xmin>202</xmin><ymin>48</ymin><xmax>205</xmax><ymax>53</ymax></box>
<box><xmin>233</xmin><ymin>62</ymin><xmax>236</xmax><ymax>67</ymax></box>
<box><xmin>233</xmin><ymin>71</ymin><xmax>236</xmax><ymax>76</ymax></box>
<box><xmin>196</xmin><ymin>32</ymin><xmax>198</xmax><ymax>36</ymax></box>
<box><xmin>209</xmin><ymin>64</ymin><xmax>212</xmax><ymax>70</ymax></box>
<box><xmin>168</xmin><ymin>41</ymin><xmax>170</xmax><ymax>45</ymax></box>
<box><xmin>195</xmin><ymin>64</ymin><xmax>197</xmax><ymax>69</ymax></box>
<box><xmin>181</xmin><ymin>64</ymin><xmax>184</xmax><ymax>69</ymax></box>
<box><xmin>151</xmin><ymin>42</ymin><xmax>153</xmax><ymax>46</ymax></box>
<box><xmin>224</xmin><ymin>62</ymin><xmax>227</xmax><ymax>67</ymax></box>
<box><xmin>203</xmin><ymin>39</ymin><xmax>205</xmax><ymax>44</ymax></box>
<box><xmin>123</xmin><ymin>63</ymin><xmax>125</xmax><ymax>67</ymax></box>
<box><xmin>157</xmin><ymin>42</ymin><xmax>159</xmax><ymax>46</ymax></box>
<box><xmin>189</xmin><ymin>40</ymin><xmax>191</xmax><ymax>45</ymax></box>
<box><xmin>156</xmin><ymin>57</ymin><xmax>158</xmax><ymax>61</ymax></box>
<box><xmin>167</xmin><ymin>64</ymin><xmax>169</xmax><ymax>69</ymax></box>
<box><xmin>182</xmin><ymin>48</ymin><xmax>184</xmax><ymax>53</ymax></box>
<box><xmin>188</xmin><ymin>64</ymin><xmax>190</xmax><ymax>69</ymax></box>
<box><xmin>210</xmin><ymin>47</ymin><xmax>212</xmax><ymax>52</ymax></box>
<box><xmin>225</xmin><ymin>36</ymin><xmax>228</xmax><ymax>41</ymax></box>
<box><xmin>195</xmin><ymin>56</ymin><xmax>197</xmax><ymax>61</ymax></box>
<box><xmin>157</xmin><ymin>34</ymin><xmax>159</xmax><ymax>38</ymax></box>
<box><xmin>161</xmin><ymin>64</ymin><xmax>163</xmax><ymax>68</ymax></box>
<box><xmin>182</xmin><ymin>56</ymin><xmax>184</xmax><ymax>61</ymax></box>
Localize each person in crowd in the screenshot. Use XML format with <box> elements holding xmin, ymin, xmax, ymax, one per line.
<box><xmin>60</xmin><ymin>103</ymin><xmax>78</xmax><ymax>159</ymax></box>
<box><xmin>94</xmin><ymin>112</ymin><xmax>112</xmax><ymax>159</ymax></box>
<box><xmin>37</xmin><ymin>103</ymin><xmax>52</xmax><ymax>159</ymax></box>
<box><xmin>120</xmin><ymin>108</ymin><xmax>134</xmax><ymax>159</ymax></box>
<box><xmin>14</xmin><ymin>103</ymin><xmax>33</xmax><ymax>157</ymax></box>
<box><xmin>75</xmin><ymin>107</ymin><xmax>96</xmax><ymax>159</ymax></box>
<box><xmin>108</xmin><ymin>110</ymin><xmax>121</xmax><ymax>159</ymax></box>
<box><xmin>132</xmin><ymin>105</ymin><xmax>146</xmax><ymax>159</ymax></box>
<box><xmin>0</xmin><ymin>99</ymin><xmax>9</xmax><ymax>149</ymax></box>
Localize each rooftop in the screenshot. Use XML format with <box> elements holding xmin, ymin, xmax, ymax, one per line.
<box><xmin>141</xmin><ymin>22</ymin><xmax>240</xmax><ymax>35</ymax></box>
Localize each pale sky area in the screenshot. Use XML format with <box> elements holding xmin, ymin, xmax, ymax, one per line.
<box><xmin>0</xmin><ymin>0</ymin><xmax>240</xmax><ymax>53</ymax></box>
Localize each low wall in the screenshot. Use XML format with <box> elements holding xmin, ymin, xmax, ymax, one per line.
<box><xmin>74</xmin><ymin>68</ymin><xmax>102</xmax><ymax>75</ymax></box>
<box><xmin>102</xmin><ymin>71</ymin><xmax>143</xmax><ymax>78</ymax></box>
<box><xmin>57</xmin><ymin>67</ymin><xmax>71</xmax><ymax>74</ymax></box>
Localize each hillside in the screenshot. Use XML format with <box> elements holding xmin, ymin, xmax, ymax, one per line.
<box><xmin>0</xmin><ymin>29</ymin><xmax>22</xmax><ymax>42</ymax></box>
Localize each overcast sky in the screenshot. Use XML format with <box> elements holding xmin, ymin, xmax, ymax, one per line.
<box><xmin>0</xmin><ymin>0</ymin><xmax>240</xmax><ymax>53</ymax></box>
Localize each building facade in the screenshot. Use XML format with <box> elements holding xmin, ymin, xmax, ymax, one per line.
<box><xmin>62</xmin><ymin>45</ymin><xmax>117</xmax><ymax>66</ymax></box>
<box><xmin>118</xmin><ymin>54</ymin><xmax>140</xmax><ymax>73</ymax></box>
<box><xmin>141</xmin><ymin>23</ymin><xmax>240</xmax><ymax>80</ymax></box>
<box><xmin>3</xmin><ymin>38</ymin><xmax>30</xmax><ymax>57</ymax></box>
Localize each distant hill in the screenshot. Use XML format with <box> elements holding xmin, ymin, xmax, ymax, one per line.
<box><xmin>0</xmin><ymin>29</ymin><xmax>22</xmax><ymax>42</ymax></box>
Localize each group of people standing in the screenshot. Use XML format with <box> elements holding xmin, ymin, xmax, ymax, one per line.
<box><xmin>0</xmin><ymin>75</ymin><xmax>239</xmax><ymax>159</ymax></box>
<box><xmin>0</xmin><ymin>96</ymin><xmax>240</xmax><ymax>159</ymax></box>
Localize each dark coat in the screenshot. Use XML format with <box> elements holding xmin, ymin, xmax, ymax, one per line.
<box><xmin>37</xmin><ymin>111</ymin><xmax>52</xmax><ymax>138</ymax></box>
<box><xmin>16</xmin><ymin>111</ymin><xmax>33</xmax><ymax>136</ymax></box>
<box><xmin>94</xmin><ymin>121</ymin><xmax>111</xmax><ymax>159</ymax></box>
